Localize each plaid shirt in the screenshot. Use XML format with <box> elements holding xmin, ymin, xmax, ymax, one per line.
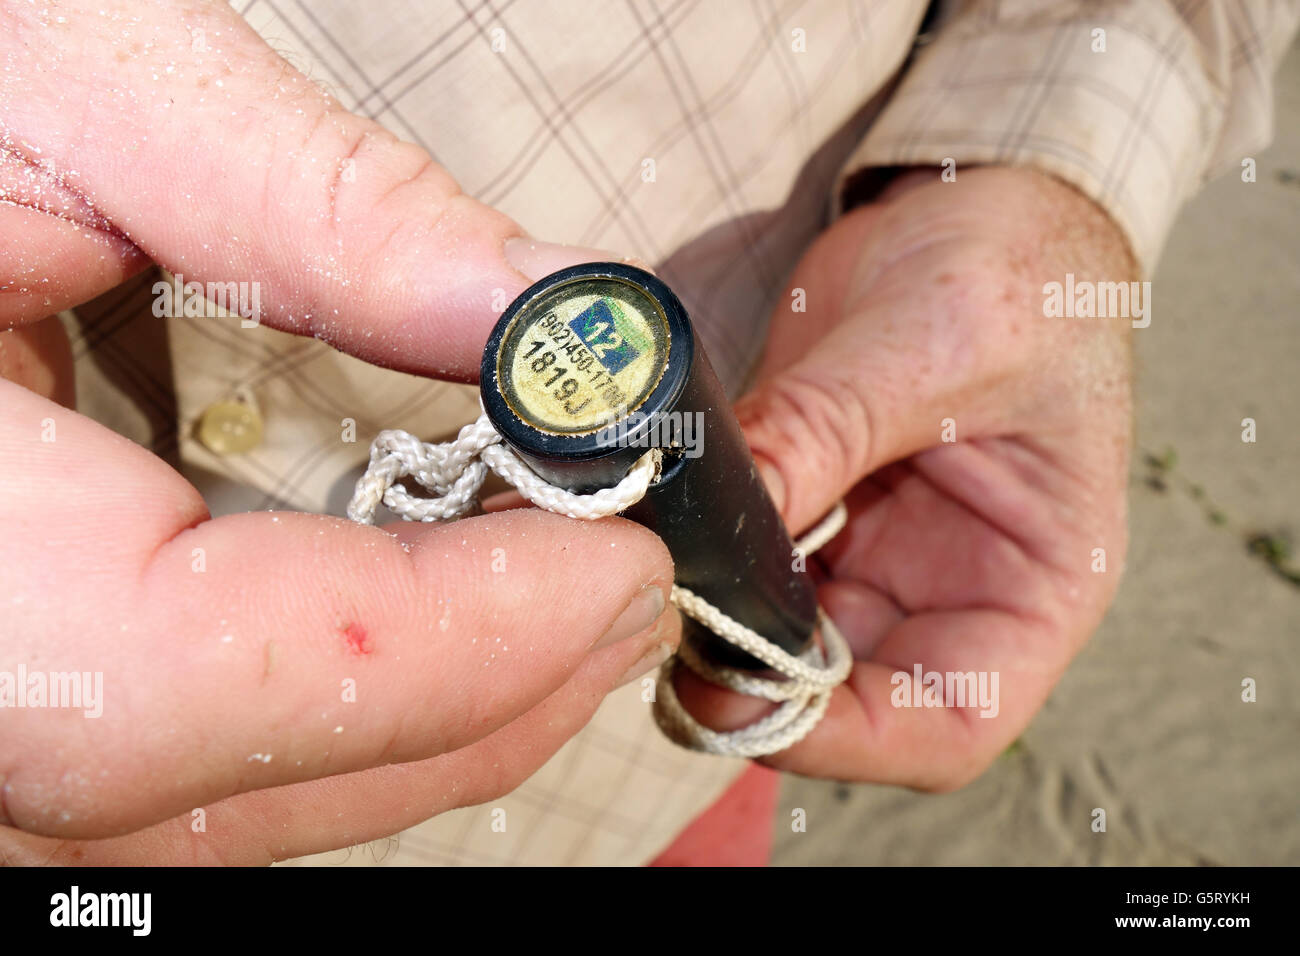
<box><xmin>65</xmin><ymin>0</ymin><xmax>1297</xmax><ymax>865</ymax></box>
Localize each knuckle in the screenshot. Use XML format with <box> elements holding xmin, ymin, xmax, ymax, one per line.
<box><xmin>741</xmin><ymin>371</ymin><xmax>873</xmax><ymax>498</ymax></box>
<box><xmin>0</xmin><ymin>744</ymin><xmax>119</xmax><ymax>837</ymax></box>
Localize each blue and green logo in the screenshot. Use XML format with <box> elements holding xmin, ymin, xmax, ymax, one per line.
<box><xmin>568</xmin><ymin>297</ymin><xmax>649</xmax><ymax>375</ymax></box>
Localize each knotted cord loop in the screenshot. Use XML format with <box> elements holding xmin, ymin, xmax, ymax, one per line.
<box><xmin>348</xmin><ymin>414</ymin><xmax>660</xmax><ymax>523</ymax></box>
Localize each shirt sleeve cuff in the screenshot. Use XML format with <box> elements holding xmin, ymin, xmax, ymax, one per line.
<box><xmin>834</xmin><ymin>8</ymin><xmax>1232</xmax><ymax>275</ymax></box>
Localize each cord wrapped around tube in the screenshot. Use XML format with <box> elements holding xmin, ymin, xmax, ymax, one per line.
<box><xmin>347</xmin><ymin>415</ymin><xmax>851</xmax><ymax>757</ymax></box>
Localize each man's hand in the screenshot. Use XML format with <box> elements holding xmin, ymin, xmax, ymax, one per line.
<box><xmin>0</xmin><ymin>0</ymin><xmax>677</xmax><ymax>864</ymax></box>
<box><xmin>678</xmin><ymin>167</ymin><xmax>1135</xmax><ymax>790</ymax></box>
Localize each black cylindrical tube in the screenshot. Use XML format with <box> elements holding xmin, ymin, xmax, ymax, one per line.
<box><xmin>480</xmin><ymin>263</ymin><xmax>817</xmax><ymax>669</ymax></box>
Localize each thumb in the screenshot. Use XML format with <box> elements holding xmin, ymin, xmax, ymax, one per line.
<box><xmin>734</xmin><ymin>362</ymin><xmax>884</xmax><ymax>537</ymax></box>
<box><xmin>732</xmin><ymin>197</ymin><xmax>1035</xmax><ymax>535</ymax></box>
<box><xmin>733</xmin><ymin>255</ymin><xmax>968</xmax><ymax>534</ymax></box>
<box><xmin>1</xmin><ymin>0</ymin><xmax>619</xmax><ymax>375</ymax></box>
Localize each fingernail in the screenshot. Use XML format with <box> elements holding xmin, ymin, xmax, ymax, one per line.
<box><xmin>592</xmin><ymin>584</ymin><xmax>666</xmax><ymax>650</ymax></box>
<box><xmin>504</xmin><ymin>237</ymin><xmax>652</xmax><ymax>282</ymax></box>
<box><xmin>754</xmin><ymin>456</ymin><xmax>786</xmax><ymax>516</ymax></box>
<box><xmin>615</xmin><ymin>641</ymin><xmax>674</xmax><ymax>688</ymax></box>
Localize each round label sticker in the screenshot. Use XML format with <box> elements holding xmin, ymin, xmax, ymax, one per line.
<box><xmin>496</xmin><ymin>276</ymin><xmax>671</xmax><ymax>435</ymax></box>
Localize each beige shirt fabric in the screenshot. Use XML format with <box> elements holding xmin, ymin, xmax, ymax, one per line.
<box><xmin>62</xmin><ymin>0</ymin><xmax>1296</xmax><ymax>865</ymax></box>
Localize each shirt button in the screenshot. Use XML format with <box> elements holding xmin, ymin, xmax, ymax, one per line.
<box><xmin>197</xmin><ymin>398</ymin><xmax>264</xmax><ymax>454</ymax></box>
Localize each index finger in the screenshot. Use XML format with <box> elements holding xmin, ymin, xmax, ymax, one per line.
<box><xmin>0</xmin><ymin>382</ymin><xmax>677</xmax><ymax>838</ymax></box>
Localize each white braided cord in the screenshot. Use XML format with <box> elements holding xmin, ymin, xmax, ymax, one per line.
<box><xmin>348</xmin><ymin>414</ymin><xmax>660</xmax><ymax>523</ymax></box>
<box><xmin>347</xmin><ymin>414</ymin><xmax>852</xmax><ymax>757</ymax></box>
